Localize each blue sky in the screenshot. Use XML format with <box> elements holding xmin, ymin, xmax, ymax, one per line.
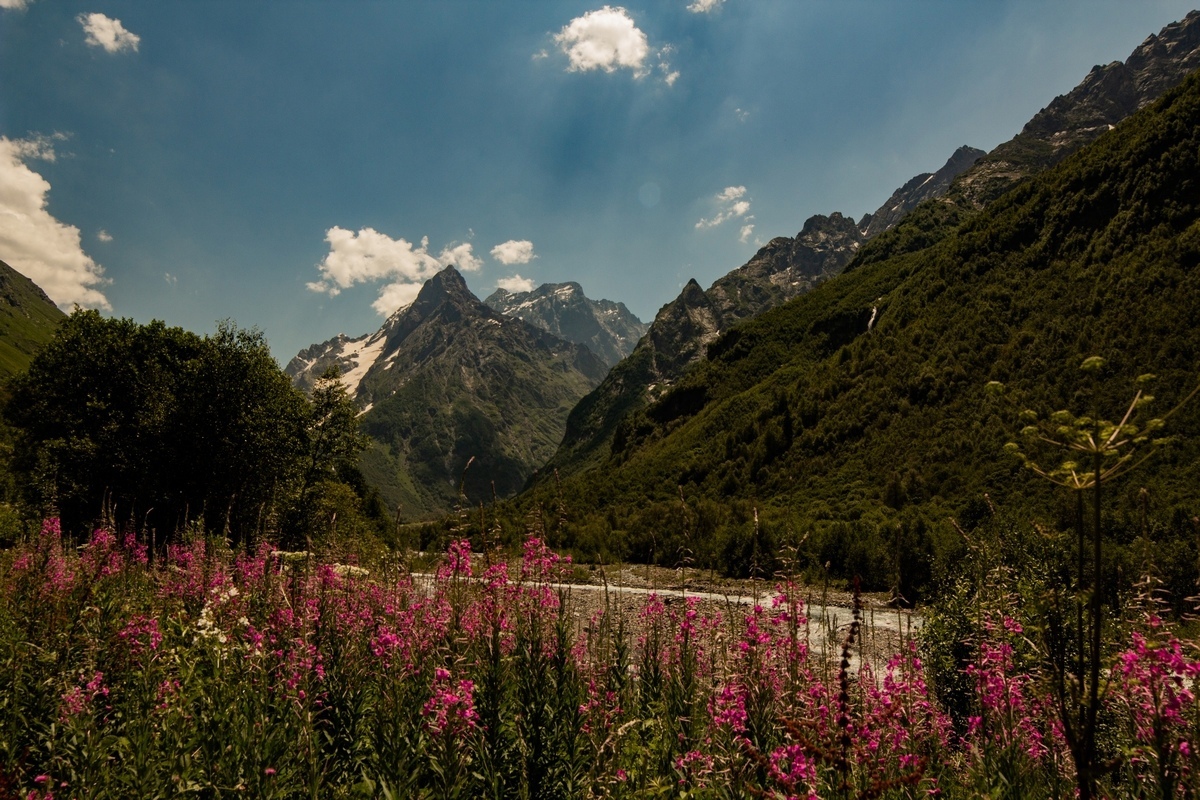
<box><xmin>0</xmin><ymin>1</ymin><xmax>1195</xmax><ymax>362</ymax></box>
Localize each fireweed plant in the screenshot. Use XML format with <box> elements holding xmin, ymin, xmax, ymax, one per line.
<box><xmin>1</xmin><ymin>516</ymin><xmax>1200</xmax><ymax>798</ymax></box>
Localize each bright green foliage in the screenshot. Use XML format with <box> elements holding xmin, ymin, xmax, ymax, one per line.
<box><xmin>502</xmin><ymin>68</ymin><xmax>1200</xmax><ymax>596</ymax></box>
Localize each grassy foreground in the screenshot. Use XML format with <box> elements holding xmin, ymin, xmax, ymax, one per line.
<box><xmin>1</xmin><ymin>520</ymin><xmax>1198</xmax><ymax>799</ymax></box>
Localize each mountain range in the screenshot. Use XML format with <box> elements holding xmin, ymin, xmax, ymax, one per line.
<box><xmin>483</xmin><ymin>282</ymin><xmax>646</xmax><ymax>368</ymax></box>
<box><xmin>286</xmin><ymin>268</ymin><xmax>622</xmax><ymax>516</ymax></box>
<box><xmin>507</xmin><ymin>15</ymin><xmax>1200</xmax><ymax>597</ymax></box>
<box><xmin>539</xmin><ymin>10</ymin><xmax>1200</xmax><ymax>484</ymax></box>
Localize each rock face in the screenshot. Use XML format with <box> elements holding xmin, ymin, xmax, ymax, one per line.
<box><xmin>858</xmin><ymin>146</ymin><xmax>985</xmax><ymax>238</ymax></box>
<box><xmin>952</xmin><ymin>10</ymin><xmax>1200</xmax><ymax>206</ymax></box>
<box><xmin>483</xmin><ymin>282</ymin><xmax>647</xmax><ymax>367</ymax></box>
<box><xmin>0</xmin><ymin>258</ymin><xmax>66</xmax><ymax>378</ymax></box>
<box><xmin>286</xmin><ymin>267</ymin><xmax>608</xmax><ymax>516</ymax></box>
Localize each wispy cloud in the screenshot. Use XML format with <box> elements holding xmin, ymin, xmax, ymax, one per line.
<box><xmin>497</xmin><ymin>274</ymin><xmax>535</xmax><ymax>293</ymax></box>
<box><xmin>0</xmin><ymin>136</ymin><xmax>110</xmax><ymax>309</ymax></box>
<box><xmin>695</xmin><ymin>185</ymin><xmax>753</xmax><ymax>230</ymax></box>
<box><xmin>0</xmin><ymin>0</ymin><xmax>32</xmax><ymax>11</ymax></box>
<box><xmin>308</xmin><ymin>226</ymin><xmax>481</xmax><ymax>316</ymax></box>
<box><xmin>658</xmin><ymin>44</ymin><xmax>679</xmax><ymax>86</ymax></box>
<box><xmin>491</xmin><ymin>239</ymin><xmax>536</xmax><ymax>265</ymax></box>
<box><xmin>97</xmin><ymin>229</ymin><xmax>113</xmax><ymax>243</ymax></box>
<box><xmin>739</xmin><ymin>224</ymin><xmax>755</xmax><ymax>243</ymax></box>
<box><xmin>78</xmin><ymin>12</ymin><xmax>140</xmax><ymax>54</ymax></box>
<box><xmin>687</xmin><ymin>0</ymin><xmax>725</xmax><ymax>12</ymax></box>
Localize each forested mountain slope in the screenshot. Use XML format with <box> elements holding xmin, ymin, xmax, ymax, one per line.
<box><xmin>0</xmin><ymin>259</ymin><xmax>65</xmax><ymax>380</ymax></box>
<box><xmin>539</xmin><ymin>149</ymin><xmax>982</xmax><ymax>482</ymax></box>
<box><xmin>515</xmin><ymin>69</ymin><xmax>1200</xmax><ymax>594</ymax></box>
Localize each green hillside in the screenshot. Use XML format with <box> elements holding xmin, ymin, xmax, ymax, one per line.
<box><xmin>510</xmin><ymin>69</ymin><xmax>1200</xmax><ymax>594</ymax></box>
<box><xmin>0</xmin><ymin>259</ymin><xmax>65</xmax><ymax>379</ymax></box>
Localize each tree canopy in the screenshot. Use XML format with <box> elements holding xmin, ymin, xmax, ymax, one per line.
<box><xmin>4</xmin><ymin>311</ymin><xmax>369</xmax><ymax>545</ymax></box>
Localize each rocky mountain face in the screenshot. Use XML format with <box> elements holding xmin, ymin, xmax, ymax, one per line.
<box><xmin>858</xmin><ymin>146</ymin><xmax>985</xmax><ymax>238</ymax></box>
<box><xmin>952</xmin><ymin>10</ymin><xmax>1200</xmax><ymax>207</ymax></box>
<box><xmin>286</xmin><ymin>267</ymin><xmax>607</xmax><ymax>516</ymax></box>
<box><xmin>483</xmin><ymin>282</ymin><xmax>647</xmax><ymax>367</ymax></box>
<box><xmin>0</xmin><ymin>259</ymin><xmax>66</xmax><ymax>379</ymax></box>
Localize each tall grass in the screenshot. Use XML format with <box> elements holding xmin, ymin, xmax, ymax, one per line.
<box><xmin>1</xmin><ymin>520</ymin><xmax>1199</xmax><ymax>798</ymax></box>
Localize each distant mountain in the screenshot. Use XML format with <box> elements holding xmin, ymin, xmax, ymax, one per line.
<box><xmin>286</xmin><ymin>267</ymin><xmax>607</xmax><ymax>517</ymax></box>
<box><xmin>521</xmin><ymin>65</ymin><xmax>1200</xmax><ymax>595</ymax></box>
<box><xmin>483</xmin><ymin>282</ymin><xmax>647</xmax><ymax>367</ymax></box>
<box><xmin>0</xmin><ymin>259</ymin><xmax>66</xmax><ymax>379</ymax></box>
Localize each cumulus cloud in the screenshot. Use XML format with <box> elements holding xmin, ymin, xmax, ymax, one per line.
<box><xmin>97</xmin><ymin>229</ymin><xmax>112</xmax><ymax>242</ymax></box>
<box><xmin>308</xmin><ymin>226</ymin><xmax>481</xmax><ymax>316</ymax></box>
<box><xmin>78</xmin><ymin>12</ymin><xmax>140</xmax><ymax>54</ymax></box>
<box><xmin>695</xmin><ymin>185</ymin><xmax>753</xmax><ymax>230</ymax></box>
<box><xmin>490</xmin><ymin>239</ymin><xmax>536</xmax><ymax>265</ymax></box>
<box><xmin>0</xmin><ymin>0</ymin><xmax>31</xmax><ymax>11</ymax></box>
<box><xmin>371</xmin><ymin>282</ymin><xmax>422</xmax><ymax>316</ymax></box>
<box><xmin>687</xmin><ymin>0</ymin><xmax>724</xmax><ymax>12</ymax></box>
<box><xmin>554</xmin><ymin>6</ymin><xmax>650</xmax><ymax>76</ymax></box>
<box><xmin>0</xmin><ymin>136</ymin><xmax>110</xmax><ymax>309</ymax></box>
<box><xmin>497</xmin><ymin>274</ymin><xmax>535</xmax><ymax>294</ymax></box>
<box><xmin>739</xmin><ymin>224</ymin><xmax>755</xmax><ymax>243</ymax></box>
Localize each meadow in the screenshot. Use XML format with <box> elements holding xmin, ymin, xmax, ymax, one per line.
<box><xmin>1</xmin><ymin>516</ymin><xmax>1198</xmax><ymax>799</ymax></box>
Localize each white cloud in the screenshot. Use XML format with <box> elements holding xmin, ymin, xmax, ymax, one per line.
<box><xmin>657</xmin><ymin>44</ymin><xmax>679</xmax><ymax>86</ymax></box>
<box><xmin>695</xmin><ymin>185</ymin><xmax>753</xmax><ymax>230</ymax></box>
<box><xmin>0</xmin><ymin>136</ymin><xmax>110</xmax><ymax>309</ymax></box>
<box><xmin>554</xmin><ymin>6</ymin><xmax>650</xmax><ymax>76</ymax></box>
<box><xmin>490</xmin><ymin>239</ymin><xmax>536</xmax><ymax>265</ymax></box>
<box><xmin>739</xmin><ymin>224</ymin><xmax>755</xmax><ymax>243</ymax></box>
<box><xmin>164</xmin><ymin>272</ymin><xmax>177</xmax><ymax>285</ymax></box>
<box><xmin>0</xmin><ymin>0</ymin><xmax>31</xmax><ymax>10</ymax></box>
<box><xmin>308</xmin><ymin>226</ymin><xmax>481</xmax><ymax>316</ymax></box>
<box><xmin>372</xmin><ymin>282</ymin><xmax>422</xmax><ymax>316</ymax></box>
<box><xmin>78</xmin><ymin>12</ymin><xmax>140</xmax><ymax>54</ymax></box>
<box><xmin>497</xmin><ymin>274</ymin><xmax>535</xmax><ymax>294</ymax></box>
<box><xmin>735</xmin><ymin>107</ymin><xmax>750</xmax><ymax>122</ymax></box>
<box><xmin>687</xmin><ymin>0</ymin><xmax>724</xmax><ymax>12</ymax></box>
<box><xmin>438</xmin><ymin>241</ymin><xmax>483</xmax><ymax>272</ymax></box>
<box><xmin>97</xmin><ymin>229</ymin><xmax>112</xmax><ymax>242</ymax></box>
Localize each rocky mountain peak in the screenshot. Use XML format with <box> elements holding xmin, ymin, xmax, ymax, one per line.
<box><xmin>952</xmin><ymin>10</ymin><xmax>1200</xmax><ymax>207</ymax></box>
<box><xmin>409</xmin><ymin>265</ymin><xmax>472</xmax><ymax>312</ymax></box>
<box><xmin>484</xmin><ymin>280</ymin><xmax>648</xmax><ymax>367</ymax></box>
<box><xmin>859</xmin><ymin>146</ymin><xmax>985</xmax><ymax>238</ymax></box>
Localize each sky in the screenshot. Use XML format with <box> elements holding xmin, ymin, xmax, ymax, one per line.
<box><xmin>1</xmin><ymin>1</ymin><xmax>1196</xmax><ymax>363</ymax></box>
